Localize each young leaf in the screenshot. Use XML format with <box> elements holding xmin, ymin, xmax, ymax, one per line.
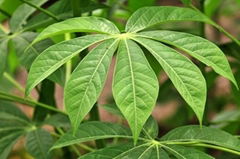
<box><xmin>138</xmin><ymin>31</ymin><xmax>237</xmax><ymax>87</ymax></box>
<box><xmin>9</xmin><ymin>0</ymin><xmax>48</xmax><ymax>32</ymax></box>
<box><xmin>133</xmin><ymin>37</ymin><xmax>206</xmax><ymax>123</ymax></box>
<box><xmin>52</xmin><ymin>121</ymin><xmax>131</xmax><ymax>149</ymax></box>
<box><xmin>125</xmin><ymin>6</ymin><xmax>212</xmax><ymax>33</ymax></box>
<box><xmin>65</xmin><ymin>39</ymin><xmax>119</xmax><ymax>132</ymax></box>
<box><xmin>33</xmin><ymin>17</ymin><xmax>120</xmax><ymax>43</ymax></box>
<box><xmin>79</xmin><ymin>143</ymin><xmax>170</xmax><ymax>159</ymax></box>
<box><xmin>112</xmin><ymin>39</ymin><xmax>159</xmax><ymax>143</ymax></box>
<box><xmin>26</xmin><ymin>34</ymin><xmax>110</xmax><ymax>95</ymax></box>
<box><xmin>161</xmin><ymin>125</ymin><xmax>240</xmax><ymax>152</ymax></box>
<box><xmin>26</xmin><ymin>128</ymin><xmax>53</xmax><ymax>159</ymax></box>
<box><xmin>165</xmin><ymin>145</ymin><xmax>214</xmax><ymax>159</ymax></box>
<box><xmin>0</xmin><ymin>39</ymin><xmax>9</xmax><ymax>78</ymax></box>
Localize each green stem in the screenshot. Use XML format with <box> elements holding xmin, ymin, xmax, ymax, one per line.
<box><xmin>78</xmin><ymin>144</ymin><xmax>95</xmax><ymax>152</ymax></box>
<box><xmin>3</xmin><ymin>72</ymin><xmax>25</xmax><ymax>93</ymax></box>
<box><xmin>0</xmin><ymin>8</ymin><xmax>10</xmax><ymax>17</ymax></box>
<box><xmin>64</xmin><ymin>33</ymin><xmax>72</xmax><ymax>82</ymax></box>
<box><xmin>18</xmin><ymin>0</ymin><xmax>59</xmax><ymax>21</ymax></box>
<box><xmin>0</xmin><ymin>91</ymin><xmax>67</xmax><ymax>115</ymax></box>
<box><xmin>0</xmin><ymin>24</ymin><xmax>9</xmax><ymax>34</ymax></box>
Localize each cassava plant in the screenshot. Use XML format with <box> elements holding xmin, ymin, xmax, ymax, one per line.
<box><xmin>0</xmin><ymin>0</ymin><xmax>240</xmax><ymax>158</ymax></box>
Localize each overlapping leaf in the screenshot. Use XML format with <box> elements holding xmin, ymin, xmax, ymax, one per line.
<box><xmin>133</xmin><ymin>37</ymin><xmax>206</xmax><ymax>123</ymax></box>
<box><xmin>33</xmin><ymin>17</ymin><xmax>120</xmax><ymax>43</ymax></box>
<box><xmin>112</xmin><ymin>39</ymin><xmax>159</xmax><ymax>142</ymax></box>
<box><xmin>137</xmin><ymin>31</ymin><xmax>237</xmax><ymax>87</ymax></box>
<box><xmin>65</xmin><ymin>39</ymin><xmax>119</xmax><ymax>132</ymax></box>
<box><xmin>0</xmin><ymin>39</ymin><xmax>9</xmax><ymax>78</ymax></box>
<box><xmin>52</xmin><ymin>121</ymin><xmax>131</xmax><ymax>149</ymax></box>
<box><xmin>26</xmin><ymin>34</ymin><xmax>110</xmax><ymax>95</ymax></box>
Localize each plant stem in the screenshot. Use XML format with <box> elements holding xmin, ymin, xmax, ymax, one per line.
<box><xmin>0</xmin><ymin>8</ymin><xmax>10</xmax><ymax>17</ymax></box>
<box><xmin>0</xmin><ymin>91</ymin><xmax>67</xmax><ymax>115</ymax></box>
<box><xmin>192</xmin><ymin>143</ymin><xmax>240</xmax><ymax>155</ymax></box>
<box><xmin>18</xmin><ymin>0</ymin><xmax>59</xmax><ymax>21</ymax></box>
<box><xmin>3</xmin><ymin>72</ymin><xmax>25</xmax><ymax>93</ymax></box>
<box><xmin>65</xmin><ymin>33</ymin><xmax>72</xmax><ymax>82</ymax></box>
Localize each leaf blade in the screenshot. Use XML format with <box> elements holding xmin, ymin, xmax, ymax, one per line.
<box><xmin>33</xmin><ymin>16</ymin><xmax>120</xmax><ymax>43</ymax></box>
<box><xmin>133</xmin><ymin>37</ymin><xmax>206</xmax><ymax>123</ymax></box>
<box><xmin>112</xmin><ymin>39</ymin><xmax>159</xmax><ymax>142</ymax></box>
<box><xmin>65</xmin><ymin>38</ymin><xmax>119</xmax><ymax>132</ymax></box>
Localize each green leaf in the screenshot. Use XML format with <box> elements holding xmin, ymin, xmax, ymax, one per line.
<box><xmin>112</xmin><ymin>39</ymin><xmax>159</xmax><ymax>142</ymax></box>
<box><xmin>44</xmin><ymin>113</ymin><xmax>70</xmax><ymax>128</ymax></box>
<box><xmin>65</xmin><ymin>39</ymin><xmax>119</xmax><ymax>132</ymax></box>
<box><xmin>0</xmin><ymin>39</ymin><xmax>9</xmax><ymax>78</ymax></box>
<box><xmin>204</xmin><ymin>0</ymin><xmax>222</xmax><ymax>17</ymax></box>
<box><xmin>125</xmin><ymin>6</ymin><xmax>212</xmax><ymax>33</ymax></box>
<box><xmin>26</xmin><ymin>128</ymin><xmax>53</xmax><ymax>159</ymax></box>
<box><xmin>138</xmin><ymin>31</ymin><xmax>237</xmax><ymax>87</ymax></box>
<box><xmin>211</xmin><ymin>110</ymin><xmax>240</xmax><ymax>124</ymax></box>
<box><xmin>26</xmin><ymin>34</ymin><xmax>110</xmax><ymax>96</ymax></box>
<box><xmin>133</xmin><ymin>37</ymin><xmax>206</xmax><ymax>123</ymax></box>
<box><xmin>33</xmin><ymin>17</ymin><xmax>120</xmax><ymax>43</ymax></box>
<box><xmin>51</xmin><ymin>121</ymin><xmax>131</xmax><ymax>149</ymax></box>
<box><xmin>9</xmin><ymin>0</ymin><xmax>48</xmax><ymax>32</ymax></box>
<box><xmin>12</xmin><ymin>32</ymin><xmax>52</xmax><ymax>69</ymax></box>
<box><xmin>165</xmin><ymin>145</ymin><xmax>214</xmax><ymax>159</ymax></box>
<box><xmin>0</xmin><ymin>131</ymin><xmax>23</xmax><ymax>159</ymax></box>
<box><xmin>79</xmin><ymin>143</ymin><xmax>170</xmax><ymax>159</ymax></box>
<box><xmin>180</xmin><ymin>0</ymin><xmax>192</xmax><ymax>6</ymax></box>
<box><xmin>142</xmin><ymin>116</ymin><xmax>159</xmax><ymax>139</ymax></box>
<box><xmin>161</xmin><ymin>125</ymin><xmax>240</xmax><ymax>152</ymax></box>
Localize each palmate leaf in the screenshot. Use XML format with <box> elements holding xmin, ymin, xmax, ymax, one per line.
<box><xmin>137</xmin><ymin>31</ymin><xmax>237</xmax><ymax>87</ymax></box>
<box><xmin>112</xmin><ymin>39</ymin><xmax>159</xmax><ymax>142</ymax></box>
<box><xmin>161</xmin><ymin>125</ymin><xmax>240</xmax><ymax>152</ymax></box>
<box><xmin>0</xmin><ymin>101</ymin><xmax>29</xmax><ymax>159</ymax></box>
<box><xmin>33</xmin><ymin>17</ymin><xmax>120</xmax><ymax>43</ymax></box>
<box><xmin>52</xmin><ymin>121</ymin><xmax>131</xmax><ymax>149</ymax></box>
<box><xmin>9</xmin><ymin>0</ymin><xmax>48</xmax><ymax>32</ymax></box>
<box><xmin>133</xmin><ymin>37</ymin><xmax>206</xmax><ymax>123</ymax></box>
<box><xmin>26</xmin><ymin>128</ymin><xmax>54</xmax><ymax>159</ymax></box>
<box><xmin>26</xmin><ymin>34</ymin><xmax>110</xmax><ymax>95</ymax></box>
<box><xmin>65</xmin><ymin>39</ymin><xmax>119</xmax><ymax>133</ymax></box>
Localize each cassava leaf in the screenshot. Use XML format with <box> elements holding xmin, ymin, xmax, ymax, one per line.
<box><xmin>51</xmin><ymin>121</ymin><xmax>131</xmax><ymax>149</ymax></box>
<box><xmin>138</xmin><ymin>31</ymin><xmax>237</xmax><ymax>87</ymax></box>
<box><xmin>142</xmin><ymin>116</ymin><xmax>159</xmax><ymax>139</ymax></box>
<box><xmin>65</xmin><ymin>39</ymin><xmax>119</xmax><ymax>132</ymax></box>
<box><xmin>33</xmin><ymin>17</ymin><xmax>120</xmax><ymax>43</ymax></box>
<box><xmin>112</xmin><ymin>39</ymin><xmax>159</xmax><ymax>143</ymax></box>
<box><xmin>128</xmin><ymin>0</ymin><xmax>157</xmax><ymax>11</ymax></box>
<box><xmin>165</xmin><ymin>145</ymin><xmax>214</xmax><ymax>159</ymax></box>
<box><xmin>26</xmin><ymin>34</ymin><xmax>110</xmax><ymax>95</ymax></box>
<box><xmin>161</xmin><ymin>125</ymin><xmax>240</xmax><ymax>152</ymax></box>
<box><xmin>180</xmin><ymin>0</ymin><xmax>192</xmax><ymax>6</ymax></box>
<box><xmin>79</xmin><ymin>143</ymin><xmax>170</xmax><ymax>159</ymax></box>
<box><xmin>26</xmin><ymin>128</ymin><xmax>53</xmax><ymax>159</ymax></box>
<box><xmin>133</xmin><ymin>37</ymin><xmax>206</xmax><ymax>123</ymax></box>
<box><xmin>125</xmin><ymin>6</ymin><xmax>212</xmax><ymax>33</ymax></box>
<box><xmin>13</xmin><ymin>32</ymin><xmax>65</xmax><ymax>86</ymax></box>
<box><xmin>204</xmin><ymin>0</ymin><xmax>222</xmax><ymax>17</ymax></box>
<box><xmin>44</xmin><ymin>113</ymin><xmax>70</xmax><ymax>128</ymax></box>
<box><xmin>9</xmin><ymin>0</ymin><xmax>48</xmax><ymax>32</ymax></box>
<box><xmin>0</xmin><ymin>39</ymin><xmax>9</xmax><ymax>78</ymax></box>
<box><xmin>0</xmin><ymin>131</ymin><xmax>24</xmax><ymax>159</ymax></box>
